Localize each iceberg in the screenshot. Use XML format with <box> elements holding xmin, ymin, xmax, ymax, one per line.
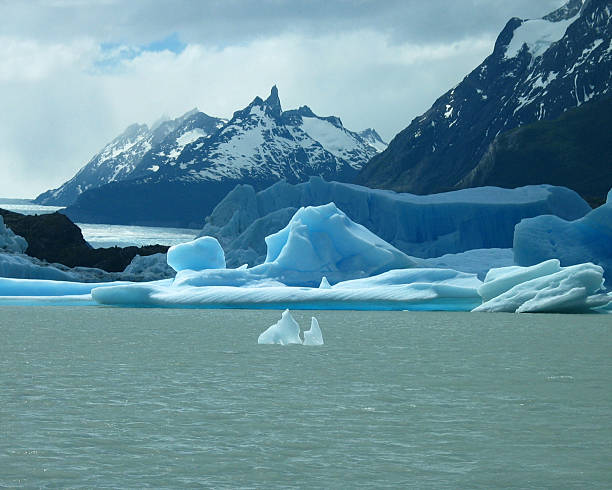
<box><xmin>303</xmin><ymin>317</ymin><xmax>324</xmax><ymax>346</ymax></box>
<box><xmin>167</xmin><ymin>236</ymin><xmax>226</xmax><ymax>272</ymax></box>
<box><xmin>0</xmin><ymin>250</ymin><xmax>175</xmax><ymax>283</ymax></box>
<box><xmin>92</xmin><ymin>267</ymin><xmax>482</xmax><ymax>311</ymax></box>
<box><xmin>89</xmin><ymin>203</ymin><xmax>483</xmax><ymax>310</ymax></box>
<box><xmin>473</xmin><ymin>261</ymin><xmax>609</xmax><ymax>313</ymax></box>
<box><xmin>200</xmin><ymin>177</ymin><xmax>590</xmax><ymax>267</ymax></box>
<box><xmin>258</xmin><ymin>309</ymin><xmax>302</xmax><ymax>345</ymax></box>
<box><xmin>415</xmin><ymin>248</ymin><xmax>514</xmax><ymax>280</ymax></box>
<box><xmin>259</xmin><ymin>203</ymin><xmax>415</xmax><ymax>286</ymax></box>
<box><xmin>0</xmin><ymin>216</ymin><xmax>27</xmax><ymax>253</ymax></box>
<box><xmin>514</xmin><ymin>189</ymin><xmax>612</xmax><ymax>284</ymax></box>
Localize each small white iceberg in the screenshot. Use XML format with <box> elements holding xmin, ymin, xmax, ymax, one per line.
<box><xmin>303</xmin><ymin>317</ymin><xmax>324</xmax><ymax>346</ymax></box>
<box><xmin>257</xmin><ymin>309</ymin><xmax>302</xmax><ymax>345</ymax></box>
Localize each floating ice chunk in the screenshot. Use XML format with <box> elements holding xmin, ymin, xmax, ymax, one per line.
<box><xmin>166</xmin><ymin>236</ymin><xmax>226</xmax><ymax>272</ymax></box>
<box><xmin>0</xmin><ymin>216</ymin><xmax>27</xmax><ymax>253</ymax></box>
<box><xmin>303</xmin><ymin>317</ymin><xmax>324</xmax><ymax>346</ymax></box>
<box><xmin>319</xmin><ymin>276</ymin><xmax>332</xmax><ymax>289</ymax></box>
<box><xmin>514</xmin><ymin>189</ymin><xmax>612</xmax><ymax>284</ymax></box>
<box><xmin>262</xmin><ymin>202</ymin><xmax>415</xmax><ymax>286</ymax></box>
<box><xmin>92</xmin><ymin>268</ymin><xmax>482</xmax><ymax>311</ymax></box>
<box><xmin>258</xmin><ymin>309</ymin><xmax>302</xmax><ymax>345</ymax></box>
<box><xmin>473</xmin><ymin>262</ymin><xmax>609</xmax><ymax>313</ymax></box>
<box><xmin>478</xmin><ymin>259</ymin><xmax>561</xmax><ymax>302</ymax></box>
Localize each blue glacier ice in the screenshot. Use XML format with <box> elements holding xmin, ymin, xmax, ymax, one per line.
<box><xmin>514</xmin><ymin>189</ymin><xmax>612</xmax><ymax>285</ymax></box>
<box><xmin>200</xmin><ymin>177</ymin><xmax>590</xmax><ymax>267</ymax></box>
<box><xmin>167</xmin><ymin>236</ymin><xmax>226</xmax><ymax>272</ymax></box>
<box><xmin>257</xmin><ymin>309</ymin><xmax>302</xmax><ymax>345</ymax></box>
<box><xmin>173</xmin><ymin>203</ymin><xmax>415</xmax><ymax>288</ymax></box>
<box><xmin>473</xmin><ymin>261</ymin><xmax>610</xmax><ymax>313</ymax></box>
<box><xmin>91</xmin><ymin>204</ymin><xmax>483</xmax><ymax>310</ymax></box>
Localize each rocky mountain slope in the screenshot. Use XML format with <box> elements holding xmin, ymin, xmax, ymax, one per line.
<box><xmin>36</xmin><ymin>110</ymin><xmax>225</xmax><ymax>206</ymax></box>
<box><xmin>458</xmin><ymin>96</ymin><xmax>612</xmax><ymax>207</ymax></box>
<box><xmin>38</xmin><ymin>86</ymin><xmax>385</xmax><ymax>227</ymax></box>
<box><xmin>356</xmin><ymin>0</ymin><xmax>611</xmax><ymax>196</ymax></box>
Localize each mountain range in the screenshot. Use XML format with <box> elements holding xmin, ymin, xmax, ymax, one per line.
<box><xmin>356</xmin><ymin>0</ymin><xmax>611</xmax><ymax>202</ymax></box>
<box><xmin>37</xmin><ymin>87</ymin><xmax>386</xmax><ymax>227</ymax></box>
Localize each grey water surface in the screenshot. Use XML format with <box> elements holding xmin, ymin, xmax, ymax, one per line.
<box><xmin>1</xmin><ymin>308</ymin><xmax>611</xmax><ymax>488</ymax></box>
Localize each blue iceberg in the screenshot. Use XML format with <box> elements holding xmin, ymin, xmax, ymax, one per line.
<box><xmin>514</xmin><ymin>189</ymin><xmax>612</xmax><ymax>284</ymax></box>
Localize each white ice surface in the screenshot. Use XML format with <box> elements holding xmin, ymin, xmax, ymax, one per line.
<box><xmin>505</xmin><ymin>15</ymin><xmax>578</xmax><ymax>59</ymax></box>
<box><xmin>91</xmin><ymin>267</ymin><xmax>483</xmax><ymax>311</ymax></box>
<box><xmin>303</xmin><ymin>317</ymin><xmax>324</xmax><ymax>346</ymax></box>
<box><xmin>474</xmin><ymin>262</ymin><xmax>609</xmax><ymax>313</ymax></box>
<box><xmin>258</xmin><ymin>309</ymin><xmax>302</xmax><ymax>345</ymax></box>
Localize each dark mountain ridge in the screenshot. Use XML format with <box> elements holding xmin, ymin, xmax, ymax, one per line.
<box><xmin>356</xmin><ymin>0</ymin><xmax>611</xmax><ymax>200</ymax></box>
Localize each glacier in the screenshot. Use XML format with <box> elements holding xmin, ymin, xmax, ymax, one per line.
<box><xmin>514</xmin><ymin>188</ymin><xmax>612</xmax><ymax>284</ymax></box>
<box><xmin>473</xmin><ymin>261</ymin><xmax>610</xmax><ymax>313</ymax></box>
<box><xmin>200</xmin><ymin>177</ymin><xmax>591</xmax><ymax>268</ymax></box>
<box><xmin>2</xmin><ymin>195</ymin><xmax>609</xmax><ymax>314</ymax></box>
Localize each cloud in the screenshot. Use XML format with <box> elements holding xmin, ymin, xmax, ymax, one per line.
<box><xmin>0</xmin><ymin>0</ymin><xmax>567</xmax><ymax>198</ymax></box>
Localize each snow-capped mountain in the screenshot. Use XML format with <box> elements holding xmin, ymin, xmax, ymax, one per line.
<box><xmin>356</xmin><ymin>0</ymin><xmax>611</xmax><ymax>195</ymax></box>
<box><xmin>51</xmin><ymin>86</ymin><xmax>385</xmax><ymax>227</ymax></box>
<box><xmin>138</xmin><ymin>86</ymin><xmax>381</xmax><ymax>186</ymax></box>
<box><xmin>36</xmin><ymin>109</ymin><xmax>226</xmax><ymax>205</ymax></box>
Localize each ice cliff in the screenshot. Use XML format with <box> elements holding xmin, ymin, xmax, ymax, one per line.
<box><xmin>514</xmin><ymin>188</ymin><xmax>612</xmax><ymax>284</ymax></box>
<box><xmin>200</xmin><ymin>177</ymin><xmax>591</xmax><ymax>267</ymax></box>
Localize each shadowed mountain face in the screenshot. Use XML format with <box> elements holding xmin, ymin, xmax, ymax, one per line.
<box><xmin>38</xmin><ymin>86</ymin><xmax>385</xmax><ymax>227</ymax></box>
<box><xmin>457</xmin><ymin>97</ymin><xmax>612</xmax><ymax>208</ymax></box>
<box><xmin>356</xmin><ymin>0</ymin><xmax>611</xmax><ymax>197</ymax></box>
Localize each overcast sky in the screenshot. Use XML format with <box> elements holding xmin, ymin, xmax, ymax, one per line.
<box><xmin>1</xmin><ymin>0</ymin><xmax>565</xmax><ymax>198</ymax></box>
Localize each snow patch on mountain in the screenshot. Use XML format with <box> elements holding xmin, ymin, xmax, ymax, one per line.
<box><xmin>505</xmin><ymin>15</ymin><xmax>579</xmax><ymax>60</ymax></box>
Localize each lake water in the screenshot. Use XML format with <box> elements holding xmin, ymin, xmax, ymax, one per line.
<box><xmin>0</xmin><ymin>201</ymin><xmax>197</xmax><ymax>248</ymax></box>
<box><xmin>1</xmin><ymin>309</ymin><xmax>610</xmax><ymax>488</ymax></box>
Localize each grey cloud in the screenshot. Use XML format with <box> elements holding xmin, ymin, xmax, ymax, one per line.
<box><xmin>4</xmin><ymin>0</ymin><xmax>565</xmax><ymax>46</ymax></box>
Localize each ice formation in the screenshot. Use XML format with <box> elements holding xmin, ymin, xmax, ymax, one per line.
<box><xmin>303</xmin><ymin>317</ymin><xmax>324</xmax><ymax>346</ymax></box>
<box><xmin>473</xmin><ymin>261</ymin><xmax>609</xmax><ymax>313</ymax></box>
<box><xmin>514</xmin><ymin>189</ymin><xmax>612</xmax><ymax>284</ymax></box>
<box><xmin>121</xmin><ymin>253</ymin><xmax>175</xmax><ymax>281</ymax></box>
<box><xmin>260</xmin><ymin>203</ymin><xmax>415</xmax><ymax>286</ymax></box>
<box><xmin>200</xmin><ymin>177</ymin><xmax>590</xmax><ymax>267</ymax></box>
<box><xmin>0</xmin><ymin>251</ymin><xmax>174</xmax><ymax>283</ymax></box>
<box><xmin>166</xmin><ymin>236</ymin><xmax>226</xmax><ymax>272</ymax></box>
<box><xmin>415</xmin><ymin>248</ymin><xmax>514</xmax><ymax>280</ymax></box>
<box><xmin>257</xmin><ymin>309</ymin><xmax>303</xmax><ymax>345</ymax></box>
<box><xmin>92</xmin><ymin>267</ymin><xmax>482</xmax><ymax>311</ymax></box>
<box><xmin>0</xmin><ymin>216</ymin><xmax>27</xmax><ymax>253</ymax></box>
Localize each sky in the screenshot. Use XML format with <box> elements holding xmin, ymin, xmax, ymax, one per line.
<box><xmin>1</xmin><ymin>0</ymin><xmax>565</xmax><ymax>198</ymax></box>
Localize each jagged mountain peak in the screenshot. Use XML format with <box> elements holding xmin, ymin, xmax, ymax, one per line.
<box><xmin>37</xmin><ymin>87</ymin><xmax>386</xmax><ymax>217</ymax></box>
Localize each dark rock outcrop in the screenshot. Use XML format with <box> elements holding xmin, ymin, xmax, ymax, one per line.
<box><xmin>0</xmin><ymin>208</ymin><xmax>168</xmax><ymax>272</ymax></box>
